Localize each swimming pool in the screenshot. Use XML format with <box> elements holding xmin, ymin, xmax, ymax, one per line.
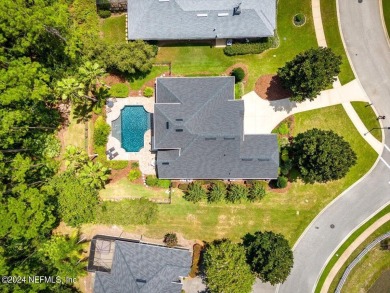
<box><xmin>114</xmin><ymin>106</ymin><xmax>150</xmax><ymax>152</ymax></box>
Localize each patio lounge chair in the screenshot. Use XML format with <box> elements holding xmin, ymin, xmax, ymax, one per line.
<box><xmin>112</xmin><ymin>152</ymin><xmax>119</xmax><ymax>159</ymax></box>
<box><xmin>106</xmin><ymin>107</ymin><xmax>112</xmax><ymax>113</ymax></box>
<box><xmin>109</xmin><ymin>147</ymin><xmax>115</xmax><ymax>152</ymax></box>
<box><xmin>112</xmin><ymin>97</ymin><xmax>117</xmax><ymax>102</ymax></box>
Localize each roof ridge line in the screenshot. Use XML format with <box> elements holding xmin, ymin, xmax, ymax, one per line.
<box><xmin>184</xmin><ymin>78</ymin><xmax>232</xmax><ymax>130</ymax></box>
<box><xmin>115</xmin><ymin>243</ymin><xmax>141</xmax><ymax>292</ymax></box>
<box><xmin>158</xmin><ymin>79</ymin><xmax>183</xmax><ymax>104</ymax></box>
<box><xmin>257</xmin><ymin>9</ymin><xmax>275</xmax><ymax>35</ymax></box>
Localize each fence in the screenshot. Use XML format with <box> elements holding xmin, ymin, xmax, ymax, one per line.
<box><xmin>335</xmin><ymin>231</ymin><xmax>390</xmax><ymax>293</ymax></box>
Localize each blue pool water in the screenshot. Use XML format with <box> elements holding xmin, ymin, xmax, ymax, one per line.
<box><xmin>120</xmin><ymin>106</ymin><xmax>150</xmax><ymax>152</ymax></box>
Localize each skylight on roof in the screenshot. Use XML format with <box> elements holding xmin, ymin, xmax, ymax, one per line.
<box><xmin>218</xmin><ymin>13</ymin><xmax>229</xmax><ymax>17</ymax></box>
<box><xmin>197</xmin><ymin>13</ymin><xmax>208</xmax><ymax>17</ymax></box>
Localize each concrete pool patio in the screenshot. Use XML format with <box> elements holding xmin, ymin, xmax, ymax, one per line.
<box><xmin>106</xmin><ymin>96</ymin><xmax>156</xmax><ymax>175</ymax></box>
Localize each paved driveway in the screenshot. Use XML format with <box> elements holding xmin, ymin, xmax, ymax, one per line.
<box><xmin>278</xmin><ymin>1</ymin><xmax>390</xmax><ymax>292</ymax></box>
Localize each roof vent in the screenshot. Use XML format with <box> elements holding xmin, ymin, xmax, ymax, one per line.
<box><xmin>258</xmin><ymin>158</ymin><xmax>270</xmax><ymax>161</ymax></box>
<box><xmin>205</xmin><ymin>137</ymin><xmax>217</xmax><ymax>141</ymax></box>
<box><xmin>233</xmin><ymin>3</ymin><xmax>242</xmax><ymax>15</ymax></box>
<box><xmin>166</xmin><ymin>122</ymin><xmax>169</xmax><ymax>129</ymax></box>
<box><xmin>175</xmin><ymin>118</ymin><xmax>183</xmax><ymax>121</ymax></box>
<box><xmin>223</xmin><ymin>137</ymin><xmax>235</xmax><ymax>140</ymax></box>
<box><xmin>136</xmin><ymin>279</ymin><xmax>147</xmax><ymax>283</ymax></box>
<box><xmin>218</xmin><ymin>13</ymin><xmax>229</xmax><ymax>17</ymax></box>
<box><xmin>162</xmin><ymin>162</ymin><xmax>169</xmax><ymax>165</ymax></box>
<box><xmin>241</xmin><ymin>158</ymin><xmax>253</xmax><ymax>161</ymax></box>
<box><xmin>175</xmin><ymin>129</ymin><xmax>183</xmax><ymax>132</ymax></box>
<box><xmin>197</xmin><ymin>13</ymin><xmax>208</xmax><ymax>17</ymax></box>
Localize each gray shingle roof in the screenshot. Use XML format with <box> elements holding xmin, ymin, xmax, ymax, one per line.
<box><xmin>93</xmin><ymin>241</ymin><xmax>191</xmax><ymax>293</ymax></box>
<box><xmin>127</xmin><ymin>0</ymin><xmax>276</xmax><ymax>40</ymax></box>
<box><xmin>154</xmin><ymin>77</ymin><xmax>279</xmax><ymax>179</ymax></box>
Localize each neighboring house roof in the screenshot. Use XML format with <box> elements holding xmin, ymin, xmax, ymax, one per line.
<box><xmin>154</xmin><ymin>77</ymin><xmax>279</xmax><ymax>179</ymax></box>
<box><xmin>127</xmin><ymin>0</ymin><xmax>276</xmax><ymax>40</ymax></box>
<box><xmin>91</xmin><ymin>238</ymin><xmax>192</xmax><ymax>293</ymax></box>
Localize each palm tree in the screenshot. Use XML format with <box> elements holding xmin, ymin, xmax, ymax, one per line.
<box><xmin>78</xmin><ymin>161</ymin><xmax>110</xmax><ymax>190</ymax></box>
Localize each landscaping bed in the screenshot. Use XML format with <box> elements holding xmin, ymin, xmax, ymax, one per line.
<box><xmin>255</xmin><ymin>74</ymin><xmax>292</xmax><ymax>100</ymax></box>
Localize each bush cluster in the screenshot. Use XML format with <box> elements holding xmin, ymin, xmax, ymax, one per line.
<box><xmin>276</xmin><ymin>176</ymin><xmax>288</xmax><ymax>188</ymax></box>
<box><xmin>189</xmin><ymin>244</ymin><xmax>203</xmax><ymax>277</ymax></box>
<box><xmin>163</xmin><ymin>233</ymin><xmax>178</xmax><ymax>247</ymax></box>
<box><xmin>98</xmin><ymin>10</ymin><xmax>111</xmax><ymax>18</ymax></box>
<box><xmin>93</xmin><ymin>116</ymin><xmax>111</xmax><ymax>147</ymax></box>
<box><xmin>94</xmin><ymin>145</ymin><xmax>129</xmax><ymax>170</ymax></box>
<box><xmin>182</xmin><ymin>181</ymin><xmax>266</xmax><ymax>204</ymax></box>
<box><xmin>109</xmin><ymin>83</ymin><xmax>129</xmax><ymax>98</ymax></box>
<box><xmin>224</xmin><ymin>38</ymin><xmax>274</xmax><ymax>56</ymax></box>
<box><xmin>145</xmin><ymin>175</ymin><xmax>171</xmax><ymax>188</ymax></box>
<box><xmin>143</xmin><ymin>87</ymin><xmax>154</xmax><ymax>98</ymax></box>
<box><xmin>128</xmin><ymin>168</ymin><xmax>141</xmax><ymax>182</ymax></box>
<box><xmin>231</xmin><ymin>67</ymin><xmax>245</xmax><ymax>83</ymax></box>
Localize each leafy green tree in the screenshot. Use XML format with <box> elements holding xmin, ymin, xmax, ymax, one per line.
<box><xmin>207</xmin><ymin>182</ymin><xmax>226</xmax><ymax>203</ymax></box>
<box><xmin>183</xmin><ymin>182</ymin><xmax>206</xmax><ymax>203</ymax></box>
<box><xmin>278</xmin><ymin>47</ymin><xmax>342</xmax><ymax>102</ymax></box>
<box><xmin>64</xmin><ymin>146</ymin><xmax>89</xmax><ymax>171</ymax></box>
<box><xmin>243</xmin><ymin>231</ymin><xmax>294</xmax><ymax>285</ymax></box>
<box><xmin>48</xmin><ymin>175</ymin><xmax>99</xmax><ymax>227</ymax></box>
<box><xmin>248</xmin><ymin>181</ymin><xmax>266</xmax><ymax>202</ymax></box>
<box><xmin>39</xmin><ymin>232</ymin><xmax>87</xmax><ymax>279</ymax></box>
<box><xmin>231</xmin><ymin>67</ymin><xmax>245</xmax><ymax>83</ymax></box>
<box><xmin>226</xmin><ymin>183</ymin><xmax>248</xmax><ymax>203</ymax></box>
<box><xmin>204</xmin><ymin>239</ymin><xmax>255</xmax><ymax>293</ymax></box>
<box><xmin>276</xmin><ymin>176</ymin><xmax>288</xmax><ymax>188</ymax></box>
<box><xmin>78</xmin><ymin>161</ymin><xmax>110</xmax><ymax>190</ymax></box>
<box><xmin>291</xmin><ymin>128</ymin><xmax>357</xmax><ymax>183</ymax></box>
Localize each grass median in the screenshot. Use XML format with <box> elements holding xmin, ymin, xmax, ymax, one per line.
<box><xmin>320</xmin><ymin>0</ymin><xmax>355</xmax><ymax>85</ymax></box>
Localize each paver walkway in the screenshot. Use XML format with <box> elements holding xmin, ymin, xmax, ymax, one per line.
<box><xmin>321</xmin><ymin>214</ymin><xmax>390</xmax><ymax>293</ymax></box>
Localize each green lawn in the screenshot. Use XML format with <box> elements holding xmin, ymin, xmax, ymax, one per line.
<box><xmin>351</xmin><ymin>102</ymin><xmax>382</xmax><ymax>142</ymax></box>
<box><xmin>129</xmin><ymin>65</ymin><xmax>169</xmax><ymax>90</ymax></box>
<box><xmin>331</xmin><ymin>221</ymin><xmax>390</xmax><ymax>293</ymax></box>
<box><xmin>63</xmin><ymin>108</ymin><xmax>86</xmax><ymax>149</ymax></box>
<box><xmin>100</xmin><ymin>105</ymin><xmax>377</xmax><ymax>244</ymax></box>
<box><xmin>320</xmin><ymin>0</ymin><xmax>355</xmax><ymax>85</ymax></box>
<box><xmin>315</xmin><ymin>205</ymin><xmax>390</xmax><ymax>293</ymax></box>
<box><xmin>383</xmin><ymin>0</ymin><xmax>390</xmax><ymax>36</ymax></box>
<box><xmin>155</xmin><ymin>0</ymin><xmax>317</xmax><ymax>93</ymax></box>
<box><xmin>100</xmin><ymin>178</ymin><xmax>170</xmax><ymax>201</ymax></box>
<box><xmin>100</xmin><ymin>15</ymin><xmax>126</xmax><ymax>44</ymax></box>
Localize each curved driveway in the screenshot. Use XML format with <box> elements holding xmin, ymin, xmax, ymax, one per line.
<box><xmin>278</xmin><ymin>1</ymin><xmax>390</xmax><ymax>292</ymax></box>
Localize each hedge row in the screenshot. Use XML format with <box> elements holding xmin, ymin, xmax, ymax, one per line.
<box><xmin>145</xmin><ymin>175</ymin><xmax>171</xmax><ymax>188</ymax></box>
<box><xmin>223</xmin><ymin>38</ymin><xmax>274</xmax><ymax>56</ymax></box>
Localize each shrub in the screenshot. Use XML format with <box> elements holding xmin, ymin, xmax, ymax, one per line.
<box><xmin>184</xmin><ymin>182</ymin><xmax>206</xmax><ymax>203</ymax></box>
<box><xmin>178</xmin><ymin>183</ymin><xmax>189</xmax><ymax>191</ymax></box>
<box><xmin>97</xmin><ymin>0</ymin><xmax>111</xmax><ymax>10</ymax></box>
<box><xmin>163</xmin><ymin>233</ymin><xmax>178</xmax><ymax>247</ymax></box>
<box><xmin>208</xmin><ymin>182</ymin><xmax>226</xmax><ymax>203</ymax></box>
<box><xmin>226</xmin><ymin>184</ymin><xmax>248</xmax><ymax>203</ymax></box>
<box><xmin>248</xmin><ymin>181</ymin><xmax>266</xmax><ymax>202</ymax></box>
<box><xmin>231</xmin><ymin>67</ymin><xmax>245</xmax><ymax>83</ymax></box>
<box><xmin>294</xmin><ymin>14</ymin><xmax>305</xmax><ymax>26</ymax></box>
<box><xmin>98</xmin><ymin>10</ymin><xmax>111</xmax><ymax>18</ymax></box>
<box><xmin>145</xmin><ymin>175</ymin><xmax>171</xmax><ymax>188</ymax></box>
<box><xmin>131</xmin><ymin>161</ymin><xmax>139</xmax><ymax>168</ymax></box>
<box><xmin>128</xmin><ymin>169</ymin><xmax>141</xmax><ymax>182</ymax></box>
<box><xmin>96</xmin><ymin>198</ymin><xmax>158</xmax><ymax>225</ymax></box>
<box><xmin>277</xmin><ymin>176</ymin><xmax>288</xmax><ymax>188</ymax></box>
<box><xmin>43</xmin><ymin>134</ymin><xmax>61</xmax><ymax>159</ymax></box>
<box><xmin>189</xmin><ymin>244</ymin><xmax>202</xmax><ymax>277</ymax></box>
<box><xmin>94</xmin><ymin>116</ymin><xmax>111</xmax><ymax>147</ymax></box>
<box><xmin>143</xmin><ymin>87</ymin><xmax>154</xmax><ymax>98</ymax></box>
<box><xmin>224</xmin><ymin>38</ymin><xmax>273</xmax><ymax>56</ymax></box>
<box><xmin>109</xmin><ymin>83</ymin><xmax>129</xmax><ymax>98</ymax></box>
<box><xmin>95</xmin><ymin>145</ymin><xmax>128</xmax><ymax>170</ymax></box>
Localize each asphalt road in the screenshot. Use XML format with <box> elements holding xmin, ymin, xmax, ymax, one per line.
<box><xmin>277</xmin><ymin>1</ymin><xmax>390</xmax><ymax>292</ymax></box>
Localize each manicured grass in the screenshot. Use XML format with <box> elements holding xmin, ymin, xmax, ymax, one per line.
<box><xmin>63</xmin><ymin>108</ymin><xmax>86</xmax><ymax>149</ymax></box>
<box><xmin>128</xmin><ymin>65</ymin><xmax>169</xmax><ymax>90</ymax></box>
<box><xmin>103</xmin><ymin>105</ymin><xmax>377</xmax><ymax>244</ymax></box>
<box><xmin>314</xmin><ymin>205</ymin><xmax>390</xmax><ymax>293</ymax></box>
<box><xmin>351</xmin><ymin>102</ymin><xmax>382</xmax><ymax>142</ymax></box>
<box><xmin>100</xmin><ymin>15</ymin><xmax>126</xmax><ymax>44</ymax></box>
<box><xmin>155</xmin><ymin>0</ymin><xmax>317</xmax><ymax>93</ymax></box>
<box><xmin>320</xmin><ymin>0</ymin><xmax>355</xmax><ymax>84</ymax></box>
<box><xmin>332</xmin><ymin>221</ymin><xmax>390</xmax><ymax>293</ymax></box>
<box><xmin>99</xmin><ymin>178</ymin><xmax>170</xmax><ymax>201</ymax></box>
<box><xmin>383</xmin><ymin>0</ymin><xmax>390</xmax><ymax>36</ymax></box>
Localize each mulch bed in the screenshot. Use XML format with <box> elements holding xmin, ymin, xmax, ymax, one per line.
<box><xmin>223</xmin><ymin>63</ymin><xmax>249</xmax><ymax>84</ymax></box>
<box><xmin>255</xmin><ymin>74</ymin><xmax>292</xmax><ymax>101</ymax></box>
<box><xmin>109</xmin><ymin>165</ymin><xmax>132</xmax><ymax>184</ymax></box>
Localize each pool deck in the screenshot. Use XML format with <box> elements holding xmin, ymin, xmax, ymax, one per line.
<box><xmin>106</xmin><ymin>96</ymin><xmax>156</xmax><ymax>175</ymax></box>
